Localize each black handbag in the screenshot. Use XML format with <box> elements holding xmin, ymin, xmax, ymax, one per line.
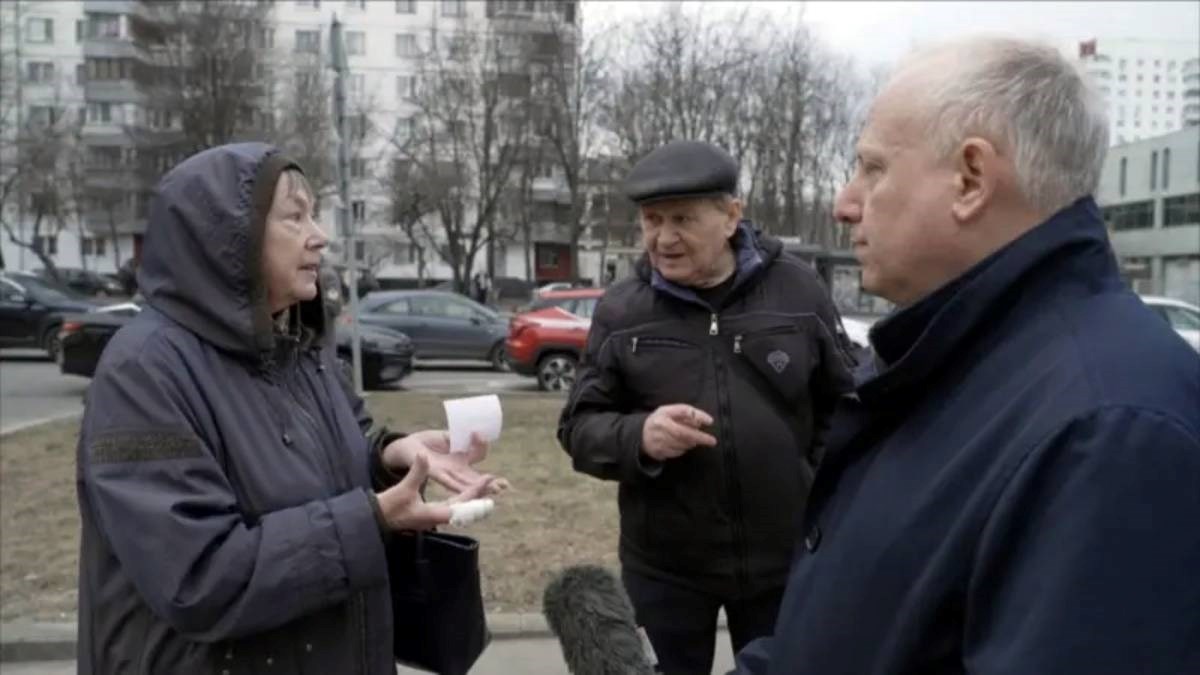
<box><xmin>388</xmin><ymin>530</ymin><xmax>491</xmax><ymax>675</ymax></box>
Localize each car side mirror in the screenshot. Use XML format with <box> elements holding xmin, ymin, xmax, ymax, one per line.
<box><xmin>470</xmin><ymin>315</ymin><xmax>484</xmax><ymax>325</ymax></box>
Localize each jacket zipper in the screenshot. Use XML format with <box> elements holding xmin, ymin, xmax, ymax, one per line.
<box><xmin>733</xmin><ymin>325</ymin><xmax>798</xmax><ymax>355</ymax></box>
<box><xmin>713</xmin><ymin>351</ymin><xmax>749</xmax><ymax>592</ymax></box>
<box><xmin>630</xmin><ymin>336</ymin><xmax>694</xmax><ymax>353</ymax></box>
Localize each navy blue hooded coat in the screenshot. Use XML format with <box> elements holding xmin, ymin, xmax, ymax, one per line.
<box><xmin>733</xmin><ymin>198</ymin><xmax>1200</xmax><ymax>674</ymax></box>
<box><xmin>76</xmin><ymin>144</ymin><xmax>403</xmax><ymax>674</ymax></box>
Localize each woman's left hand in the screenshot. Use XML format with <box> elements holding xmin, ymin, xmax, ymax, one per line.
<box><xmin>382</xmin><ymin>430</ymin><xmax>510</xmax><ymax>496</ymax></box>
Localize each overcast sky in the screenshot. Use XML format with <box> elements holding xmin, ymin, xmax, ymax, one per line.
<box><xmin>582</xmin><ymin>1</ymin><xmax>1200</xmax><ymax>70</ymax></box>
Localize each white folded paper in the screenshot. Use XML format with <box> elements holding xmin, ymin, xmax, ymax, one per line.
<box><xmin>443</xmin><ymin>394</ymin><xmax>503</xmax><ymax>454</ymax></box>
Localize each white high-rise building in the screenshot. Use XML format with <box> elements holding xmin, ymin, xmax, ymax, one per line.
<box><xmin>1076</xmin><ymin>38</ymin><xmax>1200</xmax><ymax>146</ymax></box>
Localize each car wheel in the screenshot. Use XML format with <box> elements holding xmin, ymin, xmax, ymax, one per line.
<box><xmin>489</xmin><ymin>343</ymin><xmax>510</xmax><ymax>372</ymax></box>
<box><xmin>42</xmin><ymin>326</ymin><xmax>62</xmax><ymax>362</ymax></box>
<box><xmin>537</xmin><ymin>353</ymin><xmax>577</xmax><ymax>392</ymax></box>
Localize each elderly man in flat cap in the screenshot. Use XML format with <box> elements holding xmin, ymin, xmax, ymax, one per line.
<box><xmin>558</xmin><ymin>140</ymin><xmax>855</xmax><ymax>674</ymax></box>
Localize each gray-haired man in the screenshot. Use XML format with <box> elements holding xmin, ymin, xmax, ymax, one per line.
<box><xmin>732</xmin><ymin>36</ymin><xmax>1200</xmax><ymax>675</ymax></box>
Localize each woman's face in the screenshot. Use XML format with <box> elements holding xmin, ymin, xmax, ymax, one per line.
<box><xmin>262</xmin><ymin>171</ymin><xmax>328</xmax><ymax>314</ymax></box>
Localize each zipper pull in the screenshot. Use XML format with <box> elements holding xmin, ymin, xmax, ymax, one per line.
<box><xmin>631</xmin><ymin>336</ymin><xmax>639</xmax><ymax>354</ymax></box>
<box><xmin>733</xmin><ymin>334</ymin><xmax>743</xmax><ymax>354</ymax></box>
<box><xmin>709</xmin><ymin>313</ymin><xmax>719</xmax><ymax>336</ymax></box>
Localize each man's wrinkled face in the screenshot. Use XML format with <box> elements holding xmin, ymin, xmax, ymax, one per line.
<box><xmin>833</xmin><ymin>86</ymin><xmax>962</xmax><ymax>306</ymax></box>
<box><xmin>262</xmin><ymin>171</ymin><xmax>327</xmax><ymax>313</ymax></box>
<box><xmin>639</xmin><ymin>197</ymin><xmax>740</xmax><ymax>287</ymax></box>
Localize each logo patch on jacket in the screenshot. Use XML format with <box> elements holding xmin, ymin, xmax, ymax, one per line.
<box><xmin>767</xmin><ymin>350</ymin><xmax>790</xmax><ymax>373</ymax></box>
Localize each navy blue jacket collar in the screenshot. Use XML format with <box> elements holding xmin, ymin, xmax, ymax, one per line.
<box><xmin>860</xmin><ymin>197</ymin><xmax>1122</xmax><ymax>405</ymax></box>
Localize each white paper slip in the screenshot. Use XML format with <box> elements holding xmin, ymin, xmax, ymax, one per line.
<box><xmin>443</xmin><ymin>394</ymin><xmax>503</xmax><ymax>454</ymax></box>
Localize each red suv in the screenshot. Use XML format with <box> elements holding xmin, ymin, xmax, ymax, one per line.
<box><xmin>506</xmin><ymin>288</ymin><xmax>604</xmax><ymax>391</ymax></box>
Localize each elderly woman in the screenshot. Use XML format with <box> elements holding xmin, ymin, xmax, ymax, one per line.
<box><xmin>75</xmin><ymin>143</ymin><xmax>501</xmax><ymax>674</ymax></box>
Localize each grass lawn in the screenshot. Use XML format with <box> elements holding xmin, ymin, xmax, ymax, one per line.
<box><xmin>0</xmin><ymin>392</ymin><xmax>618</xmax><ymax>623</ymax></box>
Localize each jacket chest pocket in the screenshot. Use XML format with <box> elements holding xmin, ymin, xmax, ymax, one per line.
<box><xmin>621</xmin><ymin>336</ymin><xmax>707</xmax><ymax>410</ymax></box>
<box><xmin>733</xmin><ymin>324</ymin><xmax>815</xmax><ymax>406</ymax></box>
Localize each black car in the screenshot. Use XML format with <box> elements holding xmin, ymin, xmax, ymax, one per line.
<box><xmin>34</xmin><ymin>267</ymin><xmax>126</xmax><ymax>298</ymax></box>
<box><xmin>0</xmin><ymin>271</ymin><xmax>104</xmax><ymax>359</ymax></box>
<box><xmin>58</xmin><ymin>302</ymin><xmax>415</xmax><ymax>389</ymax></box>
<box><xmin>354</xmin><ymin>290</ymin><xmax>510</xmax><ymax>370</ymax></box>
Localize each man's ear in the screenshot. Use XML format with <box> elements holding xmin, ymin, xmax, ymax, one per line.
<box><xmin>951</xmin><ymin>137</ymin><xmax>998</xmax><ymax>223</ymax></box>
<box><xmin>723</xmin><ymin>198</ymin><xmax>744</xmax><ymax>236</ymax></box>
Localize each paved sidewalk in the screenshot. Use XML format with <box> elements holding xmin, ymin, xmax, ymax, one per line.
<box><xmin>0</xmin><ymin>634</ymin><xmax>736</xmax><ymax>674</ymax></box>
<box><xmin>0</xmin><ymin>621</ymin><xmax>736</xmax><ymax>674</ymax></box>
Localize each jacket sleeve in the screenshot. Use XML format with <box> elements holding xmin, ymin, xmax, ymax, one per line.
<box><xmin>79</xmin><ymin>351</ymin><xmax>390</xmax><ymax>643</ymax></box>
<box><xmin>807</xmin><ymin>285</ymin><xmax>856</xmax><ymax>466</ymax></box>
<box><xmin>965</xmin><ymin>407</ymin><xmax>1200</xmax><ymax>674</ymax></box>
<box><xmin>328</xmin><ymin>348</ymin><xmax>405</xmax><ymax>491</ymax></box>
<box><xmin>729</xmin><ymin>636</ymin><xmax>775</xmax><ymax>674</ymax></box>
<box><xmin>557</xmin><ymin>299</ymin><xmax>659</xmax><ymax>483</ymax></box>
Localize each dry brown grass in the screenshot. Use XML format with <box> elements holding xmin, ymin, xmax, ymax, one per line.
<box><xmin>0</xmin><ymin>392</ymin><xmax>618</xmax><ymax>622</ymax></box>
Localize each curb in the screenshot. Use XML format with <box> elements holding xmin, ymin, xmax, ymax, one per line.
<box><xmin>0</xmin><ymin>610</ymin><xmax>729</xmax><ymax>662</ymax></box>
<box><xmin>0</xmin><ymin>411</ymin><xmax>83</xmax><ymax>438</ymax></box>
<box><xmin>2</xmin><ymin>611</ymin><xmax>728</xmax><ymax>663</ymax></box>
<box><xmin>1</xmin><ymin>614</ymin><xmax>548</xmax><ymax>663</ymax></box>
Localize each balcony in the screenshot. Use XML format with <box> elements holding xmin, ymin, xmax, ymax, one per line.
<box><xmin>83</xmin><ymin>79</ymin><xmax>144</xmax><ymax>104</ymax></box>
<box><xmin>82</xmin><ymin>39</ymin><xmax>143</xmax><ymax>61</ymax></box>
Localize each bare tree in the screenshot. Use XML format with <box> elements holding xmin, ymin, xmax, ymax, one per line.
<box><xmin>0</xmin><ymin>49</ymin><xmax>84</xmax><ymax>278</ymax></box>
<box><xmin>597</xmin><ymin>5</ymin><xmax>866</xmax><ymax>248</ymax></box>
<box><xmin>127</xmin><ymin>1</ymin><xmax>275</xmax><ymax>170</ymax></box>
<box><xmin>387</xmin><ymin>26</ymin><xmax>528</xmax><ymax>292</ymax></box>
<box><xmin>528</xmin><ymin>20</ymin><xmax>610</xmax><ymax>281</ymax></box>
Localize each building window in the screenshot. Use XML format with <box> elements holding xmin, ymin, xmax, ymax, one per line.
<box><xmin>295</xmin><ymin>29</ymin><xmax>320</xmax><ymax>53</ymax></box>
<box><xmin>396</xmin><ymin>33</ymin><xmax>417</xmax><ymax>57</ymax></box>
<box><xmin>25</xmin><ymin>18</ymin><xmax>53</xmax><ymax>43</ymax></box>
<box><xmin>1153</xmin><ymin>75</ymin><xmax>1160</xmax><ymax>83</ymax></box>
<box><xmin>1163</xmin><ymin>256</ymin><xmax>1200</xmax><ymax>306</ymax></box>
<box><xmin>441</xmin><ymin>0</ymin><xmax>466</xmax><ymax>17</ymax></box>
<box><xmin>28</xmin><ymin>106</ymin><xmax>61</xmax><ymax>126</ymax></box>
<box><xmin>396</xmin><ymin>75</ymin><xmax>416</xmax><ymax>99</ymax></box>
<box><xmin>33</xmin><ymin>235</ymin><xmax>58</xmax><ymax>255</ymax></box>
<box><xmin>350</xmin><ymin>157</ymin><xmax>366</xmax><ymax>179</ymax></box>
<box><xmin>1103</xmin><ymin>200</ymin><xmax>1155</xmax><ymax>230</ymax></box>
<box><xmin>87</xmin><ymin>102</ymin><xmax>113</xmax><ymax>124</ymax></box>
<box><xmin>81</xmin><ymin>237</ymin><xmax>107</xmax><ymax>257</ymax></box>
<box><xmin>346</xmin><ymin>0</ymin><xmax>367</xmax><ymax>8</ymax></box>
<box><xmin>349</xmin><ymin>73</ymin><xmax>365</xmax><ymax>98</ymax></box>
<box><xmin>345</xmin><ymin>31</ymin><xmax>365</xmax><ymax>55</ymax></box>
<box><xmin>1119</xmin><ymin>157</ymin><xmax>1127</xmax><ymax>196</ymax></box>
<box><xmin>537</xmin><ymin>247</ymin><xmax>560</xmax><ymax>268</ymax></box>
<box><xmin>352</xmin><ymin>200</ymin><xmax>367</xmax><ymax>224</ymax></box>
<box><xmin>295</xmin><ymin>0</ymin><xmax>320</xmax><ymax>8</ymax></box>
<box><xmin>1150</xmin><ymin>150</ymin><xmax>1158</xmax><ymax>190</ymax></box>
<box><xmin>86</xmin><ymin>57</ymin><xmax>131</xmax><ymax>81</ymax></box>
<box><xmin>85</xmin><ymin>12</ymin><xmax>121</xmax><ymax>39</ymax></box>
<box><xmin>257</xmin><ymin>28</ymin><xmax>275</xmax><ymax>49</ymax></box>
<box><xmin>349</xmin><ymin>114</ymin><xmax>369</xmax><ymax>140</ymax></box>
<box><xmin>1163</xmin><ymin>192</ymin><xmax>1199</xmax><ymax>227</ymax></box>
<box><xmin>25</xmin><ymin>62</ymin><xmax>54</xmax><ymax>84</ymax></box>
<box><xmin>396</xmin><ymin>0</ymin><xmax>417</xmax><ymax>12</ymax></box>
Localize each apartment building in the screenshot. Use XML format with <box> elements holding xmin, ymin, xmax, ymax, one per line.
<box><xmin>1097</xmin><ymin>127</ymin><xmax>1200</xmax><ymax>306</ymax></box>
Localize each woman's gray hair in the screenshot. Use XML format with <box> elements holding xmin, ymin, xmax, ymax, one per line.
<box><xmin>900</xmin><ymin>37</ymin><xmax>1110</xmax><ymax>214</ymax></box>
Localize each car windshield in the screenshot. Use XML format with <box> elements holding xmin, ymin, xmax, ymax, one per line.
<box><xmin>1168</xmin><ymin>306</ymin><xmax>1200</xmax><ymax>331</ymax></box>
<box><xmin>10</xmin><ymin>275</ymin><xmax>81</xmax><ymax>303</ymax></box>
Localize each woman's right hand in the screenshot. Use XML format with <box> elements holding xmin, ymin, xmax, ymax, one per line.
<box><xmin>374</xmin><ymin>453</ymin><xmax>495</xmax><ymax>531</ymax></box>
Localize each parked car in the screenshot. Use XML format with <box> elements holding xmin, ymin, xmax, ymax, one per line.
<box><xmin>0</xmin><ymin>271</ymin><xmax>103</xmax><ymax>359</ymax></box>
<box><xmin>34</xmin><ymin>267</ymin><xmax>125</xmax><ymax>297</ymax></box>
<box><xmin>507</xmin><ymin>288</ymin><xmax>604</xmax><ymax>391</ymax></box>
<box><xmin>1141</xmin><ymin>295</ymin><xmax>1200</xmax><ymax>351</ymax></box>
<box><xmin>59</xmin><ymin>302</ymin><xmax>415</xmax><ymax>388</ymax></box>
<box><xmin>351</xmin><ymin>290</ymin><xmax>510</xmax><ymax>370</ymax></box>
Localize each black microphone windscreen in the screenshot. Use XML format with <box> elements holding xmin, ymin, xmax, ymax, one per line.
<box><xmin>542</xmin><ymin>565</ymin><xmax>656</xmax><ymax>675</ymax></box>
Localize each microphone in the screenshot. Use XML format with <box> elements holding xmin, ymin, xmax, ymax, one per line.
<box><xmin>542</xmin><ymin>565</ymin><xmax>657</xmax><ymax>675</ymax></box>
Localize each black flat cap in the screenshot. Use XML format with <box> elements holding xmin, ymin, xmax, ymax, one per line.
<box><xmin>624</xmin><ymin>140</ymin><xmax>738</xmax><ymax>204</ymax></box>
